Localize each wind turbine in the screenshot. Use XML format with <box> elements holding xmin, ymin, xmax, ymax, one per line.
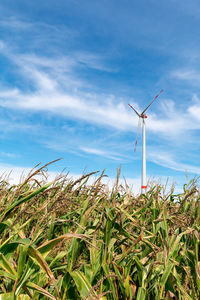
<box><xmin>128</xmin><ymin>90</ymin><xmax>164</xmax><ymax>194</ymax></box>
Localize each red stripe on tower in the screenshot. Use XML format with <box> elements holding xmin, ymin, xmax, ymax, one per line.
<box><xmin>141</xmin><ymin>186</ymin><xmax>147</xmax><ymax>189</ymax></box>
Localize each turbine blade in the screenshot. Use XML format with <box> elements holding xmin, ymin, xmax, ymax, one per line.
<box><xmin>128</xmin><ymin>103</ymin><xmax>141</xmax><ymax>117</ymax></box>
<box><xmin>141</xmin><ymin>89</ymin><xmax>164</xmax><ymax>114</ymax></box>
<box><xmin>134</xmin><ymin>117</ymin><xmax>142</xmax><ymax>152</ymax></box>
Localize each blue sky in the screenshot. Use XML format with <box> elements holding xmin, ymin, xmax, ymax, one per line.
<box><xmin>0</xmin><ymin>0</ymin><xmax>200</xmax><ymax>191</ymax></box>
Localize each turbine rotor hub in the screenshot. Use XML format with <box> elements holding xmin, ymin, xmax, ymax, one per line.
<box><xmin>141</xmin><ymin>114</ymin><xmax>147</xmax><ymax>118</ymax></box>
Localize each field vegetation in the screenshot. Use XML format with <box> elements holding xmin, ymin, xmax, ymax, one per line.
<box><xmin>0</xmin><ymin>160</ymin><xmax>200</xmax><ymax>299</ymax></box>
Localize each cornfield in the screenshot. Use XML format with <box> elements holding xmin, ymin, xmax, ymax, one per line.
<box><xmin>0</xmin><ymin>161</ymin><xmax>200</xmax><ymax>299</ymax></box>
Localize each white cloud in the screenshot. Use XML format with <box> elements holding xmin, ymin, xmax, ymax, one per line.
<box><xmin>80</xmin><ymin>146</ymin><xmax>129</xmax><ymax>161</ymax></box>
<box><xmin>0</xmin><ymin>88</ymin><xmax>139</xmax><ymax>130</ymax></box>
<box><xmin>171</xmin><ymin>69</ymin><xmax>200</xmax><ymax>88</ymax></box>
<box><xmin>0</xmin><ymin>40</ymin><xmax>200</xmax><ymax>152</ymax></box>
<box><xmin>0</xmin><ymin>17</ymin><xmax>33</xmax><ymax>30</ymax></box>
<box><xmin>81</xmin><ymin>147</ymin><xmax>107</xmax><ymax>156</ymax></box>
<box><xmin>159</xmin><ymin>99</ymin><xmax>175</xmax><ymax>115</ymax></box>
<box><xmin>22</xmin><ymin>67</ymin><xmax>58</xmax><ymax>91</ymax></box>
<box><xmin>74</xmin><ymin>51</ymin><xmax>117</xmax><ymax>72</ymax></box>
<box><xmin>172</xmin><ymin>69</ymin><xmax>200</xmax><ymax>82</ymax></box>
<box><xmin>0</xmin><ymin>161</ymin><xmax>143</xmax><ymax>194</ymax></box>
<box><xmin>0</xmin><ymin>152</ymin><xmax>19</xmax><ymax>158</ymax></box>
<box><xmin>0</xmin><ymin>62</ymin><xmax>199</xmax><ymax>140</ymax></box>
<box><xmin>0</xmin><ymin>162</ymin><xmax>184</xmax><ymax>195</ymax></box>
<box><xmin>187</xmin><ymin>94</ymin><xmax>200</xmax><ymax>121</ymax></box>
<box><xmin>149</xmin><ymin>149</ymin><xmax>200</xmax><ymax>174</ymax></box>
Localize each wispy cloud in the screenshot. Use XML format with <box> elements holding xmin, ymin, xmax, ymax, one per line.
<box><xmin>0</xmin><ymin>17</ymin><xmax>33</xmax><ymax>30</ymax></box>
<box><xmin>80</xmin><ymin>146</ymin><xmax>129</xmax><ymax>161</ymax></box>
<box><xmin>171</xmin><ymin>69</ymin><xmax>200</xmax><ymax>85</ymax></box>
<box><xmin>0</xmin><ymin>42</ymin><xmax>200</xmax><ymax>144</ymax></box>
<box><xmin>149</xmin><ymin>149</ymin><xmax>200</xmax><ymax>174</ymax></box>
<box><xmin>0</xmin><ymin>152</ymin><xmax>19</xmax><ymax>159</ymax></box>
<box><xmin>187</xmin><ymin>94</ymin><xmax>200</xmax><ymax>122</ymax></box>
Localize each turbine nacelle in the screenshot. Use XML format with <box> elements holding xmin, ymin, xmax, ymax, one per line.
<box><xmin>141</xmin><ymin>114</ymin><xmax>147</xmax><ymax>119</ymax></box>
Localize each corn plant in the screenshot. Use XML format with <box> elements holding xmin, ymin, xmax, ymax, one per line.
<box><xmin>0</xmin><ymin>162</ymin><xmax>199</xmax><ymax>299</ymax></box>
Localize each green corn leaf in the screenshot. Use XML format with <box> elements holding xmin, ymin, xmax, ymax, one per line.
<box><xmin>125</xmin><ymin>275</ymin><xmax>130</xmax><ymax>298</ymax></box>
<box><xmin>26</xmin><ymin>281</ymin><xmax>57</xmax><ymax>300</ymax></box>
<box><xmin>67</xmin><ymin>203</ymin><xmax>96</xmax><ymax>271</ymax></box>
<box><xmin>0</xmin><ymin>238</ymin><xmax>31</xmax><ymax>259</ymax></box>
<box><xmin>105</xmin><ymin>217</ymin><xmax>112</xmax><ymax>246</ymax></box>
<box><xmin>163</xmin><ymin>205</ymin><xmax>169</xmax><ymax>244</ymax></box>
<box><xmin>108</xmin><ymin>237</ymin><xmax>117</xmax><ymax>253</ymax></box>
<box><xmin>0</xmin><ymin>293</ymin><xmax>30</xmax><ymax>300</ymax></box>
<box><xmin>0</xmin><ymin>182</ymin><xmax>52</xmax><ymax>222</ymax></box>
<box><xmin>160</xmin><ymin>261</ymin><xmax>174</xmax><ymax>298</ymax></box>
<box><xmin>70</xmin><ymin>270</ymin><xmax>95</xmax><ymax>299</ymax></box>
<box><xmin>102</xmin><ymin>263</ymin><xmax>118</xmax><ymax>299</ymax></box>
<box><xmin>0</xmin><ymin>270</ymin><xmax>16</xmax><ymax>281</ymax></box>
<box><xmin>0</xmin><ymin>220</ymin><xmax>31</xmax><ymax>251</ymax></box>
<box><xmin>89</xmin><ymin>246</ymin><xmax>101</xmax><ymax>281</ymax></box>
<box><xmin>37</xmin><ymin>233</ymin><xmax>89</xmax><ymax>257</ymax></box>
<box><xmin>89</xmin><ymin>238</ymin><xmax>99</xmax><ymax>268</ymax></box>
<box><xmin>27</xmin><ymin>245</ymin><xmax>60</xmax><ymax>298</ymax></box>
<box><xmin>136</xmin><ymin>287</ymin><xmax>146</xmax><ymax>300</ymax></box>
<box><xmin>15</xmin><ymin>261</ymin><xmax>37</xmax><ymax>295</ymax></box>
<box><xmin>173</xmin><ymin>267</ymin><xmax>193</xmax><ymax>300</ymax></box>
<box><xmin>17</xmin><ymin>244</ymin><xmax>29</xmax><ymax>278</ymax></box>
<box><xmin>0</xmin><ymin>252</ymin><xmax>17</xmax><ymax>276</ymax></box>
<box><xmin>0</xmin><ymin>293</ymin><xmax>15</xmax><ymax>300</ymax></box>
<box><xmin>0</xmin><ymin>221</ymin><xmax>9</xmax><ymax>235</ymax></box>
<box><xmin>169</xmin><ymin>228</ymin><xmax>193</xmax><ymax>259</ymax></box>
<box><xmin>49</xmin><ymin>251</ymin><xmax>67</xmax><ymax>268</ymax></box>
<box><xmin>116</xmin><ymin>207</ymin><xmax>138</xmax><ymax>227</ymax></box>
<box><xmin>112</xmin><ymin>263</ymin><xmax>126</xmax><ymax>298</ymax></box>
<box><xmin>134</xmin><ymin>256</ymin><xmax>143</xmax><ymax>286</ymax></box>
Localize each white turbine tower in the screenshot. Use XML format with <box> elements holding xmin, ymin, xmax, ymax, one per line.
<box><xmin>128</xmin><ymin>90</ymin><xmax>164</xmax><ymax>194</ymax></box>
